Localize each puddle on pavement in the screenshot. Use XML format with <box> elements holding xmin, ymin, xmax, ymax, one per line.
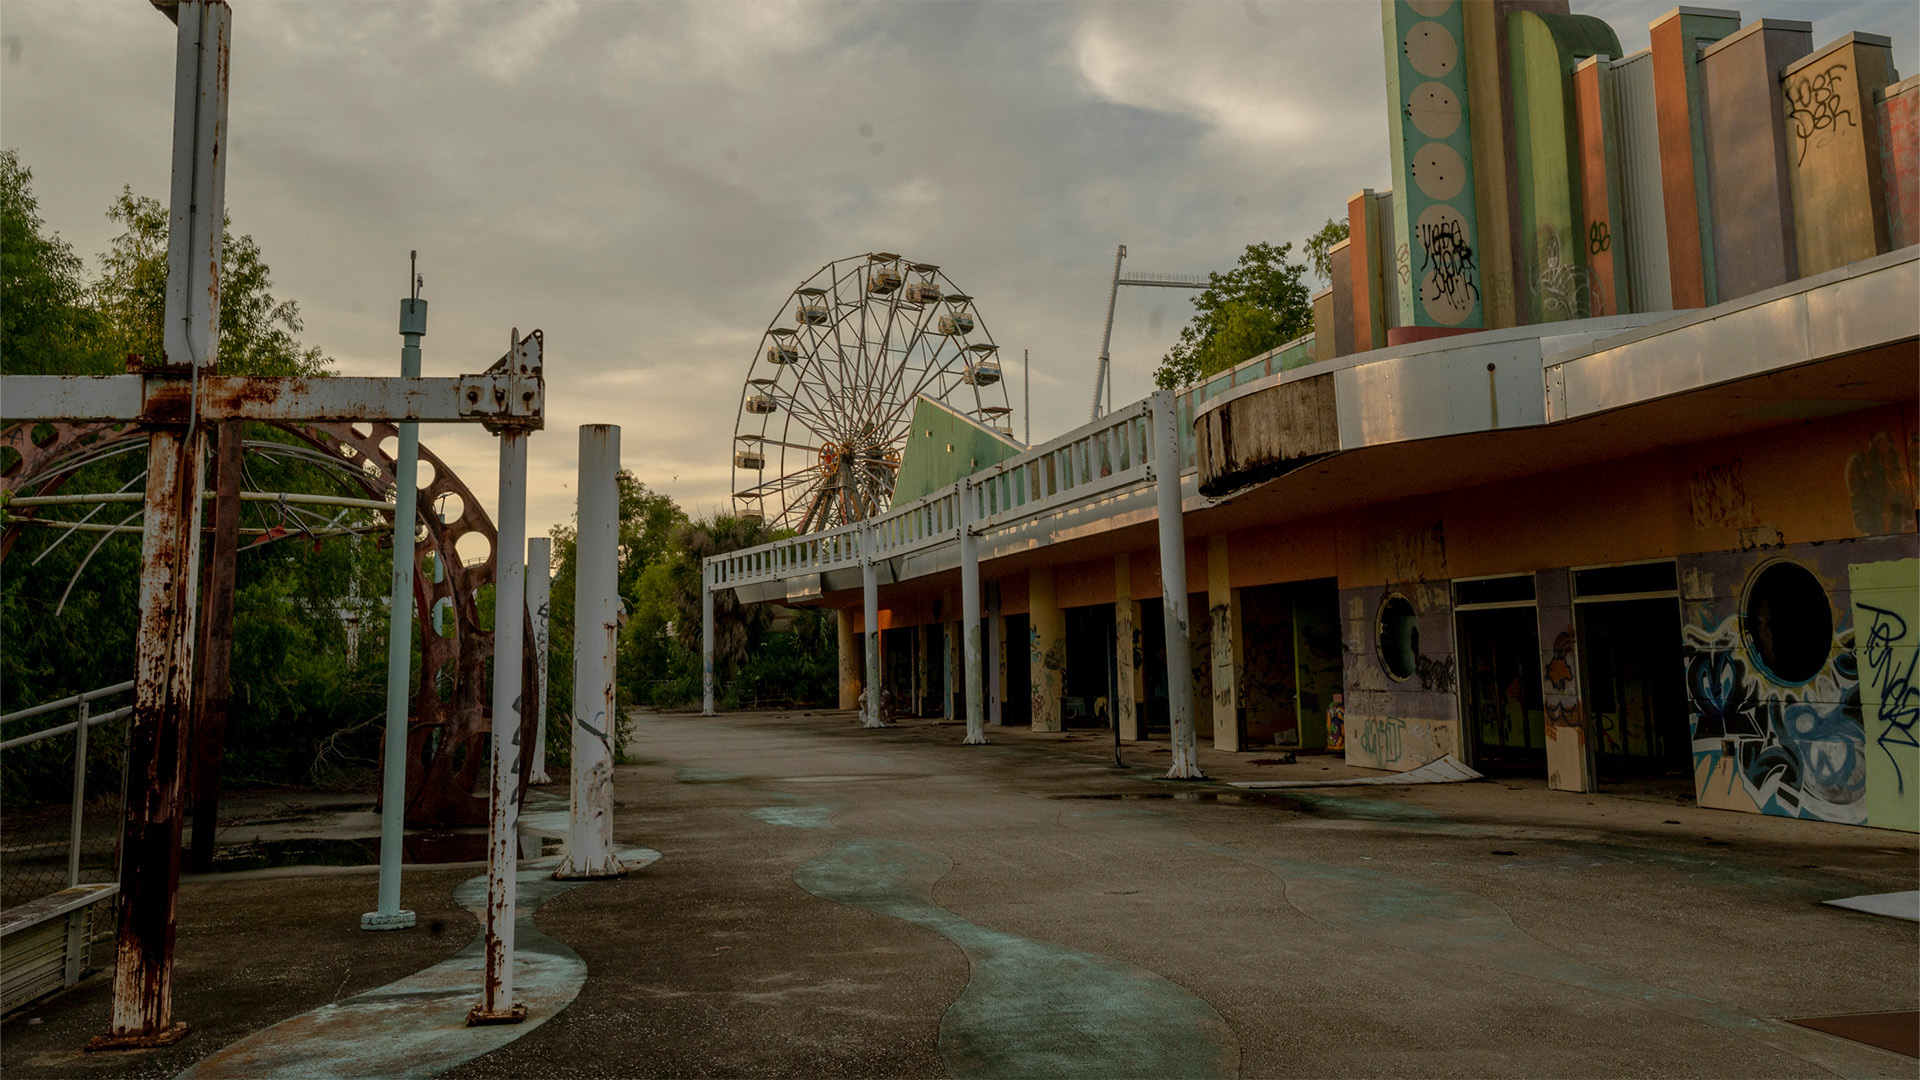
<box><xmin>199</xmin><ymin>832</ymin><xmax>562</xmax><ymax>872</ymax></box>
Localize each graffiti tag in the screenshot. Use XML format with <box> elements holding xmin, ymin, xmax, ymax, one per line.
<box><xmin>1859</xmin><ymin>604</ymin><xmax>1919</xmax><ymax>793</ymax></box>
<box><xmin>1417</xmin><ymin>218</ymin><xmax>1479</xmax><ymax>314</ymax></box>
<box><xmin>1588</xmin><ymin>220</ymin><xmax>1610</xmax><ymax>255</ymax></box>
<box><xmin>1784</xmin><ymin>64</ymin><xmax>1855</xmax><ymax>165</ymax></box>
<box><xmin>1356</xmin><ymin>715</ymin><xmax>1403</xmax><ymax>763</ymax></box>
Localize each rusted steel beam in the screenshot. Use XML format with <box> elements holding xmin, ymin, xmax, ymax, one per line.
<box><xmin>85</xmin><ymin>0</ymin><xmax>227</xmax><ymax>1050</ymax></box>
<box><xmin>188</xmin><ymin>421</ymin><xmax>242</xmax><ymax>873</ymax></box>
<box><xmin>0</xmin><ymin>372</ymin><xmax>541</xmax><ymax>425</ymax></box>
<box><xmin>91</xmin><ymin>429</ymin><xmax>205</xmax><ymax>1050</ymax></box>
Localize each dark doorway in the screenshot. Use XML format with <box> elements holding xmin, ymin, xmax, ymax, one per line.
<box><xmin>1138</xmin><ymin>599</ymin><xmax>1169</xmax><ymax>736</ymax></box>
<box><xmin>1458</xmin><ymin>607</ymin><xmax>1545</xmax><ymax>769</ymax></box>
<box><xmin>1238</xmin><ymin>579</ymin><xmax>1342</xmax><ymax>748</ymax></box>
<box><xmin>1578</xmin><ymin>598</ymin><xmax>1688</xmax><ymax>779</ymax></box>
<box><xmin>1003</xmin><ymin>613</ymin><xmax>1031</xmax><ymax>727</ymax></box>
<box><xmin>882</xmin><ymin>626</ymin><xmax>913</xmax><ymax>716</ymax></box>
<box><xmin>1065</xmin><ymin>605</ymin><xmax>1116</xmax><ymax>729</ymax></box>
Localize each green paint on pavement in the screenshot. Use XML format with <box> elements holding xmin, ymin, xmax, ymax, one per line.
<box><xmin>749</xmin><ymin>805</ymin><xmax>838</xmax><ymax>829</ymax></box>
<box><xmin>180</xmin><ymin>848</ymin><xmax>661</xmax><ymax>1080</ymax></box>
<box><xmin>795</xmin><ymin>838</ymin><xmax>1237</xmax><ymax>1079</ymax></box>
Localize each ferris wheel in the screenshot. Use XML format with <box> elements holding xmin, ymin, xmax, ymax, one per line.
<box><xmin>731</xmin><ymin>253</ymin><xmax>1013</xmax><ymax>532</ymax></box>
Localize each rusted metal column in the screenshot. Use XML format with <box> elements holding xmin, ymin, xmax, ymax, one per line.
<box><xmin>960</xmin><ymin>478</ymin><xmax>986</xmax><ymax>744</ymax></box>
<box><xmin>556</xmin><ymin>425</ymin><xmax>622</xmax><ymax>879</ymax></box>
<box><xmin>92</xmin><ymin>0</ymin><xmax>228</xmax><ymax>1049</ymax></box>
<box><xmin>99</xmin><ymin>426</ymin><xmax>207</xmax><ymax>1049</ymax></box>
<box><xmin>1151</xmin><ymin>390</ymin><xmax>1202</xmax><ymax>780</ymax></box>
<box><xmin>470</xmin><ymin>423</ymin><xmax>530</xmax><ymax>1025</ymax></box>
<box><xmin>527</xmin><ymin>535</ymin><xmax>553</xmax><ymax>785</ymax></box>
<box><xmin>188</xmin><ymin>420</ymin><xmax>242</xmax><ymax>873</ymax></box>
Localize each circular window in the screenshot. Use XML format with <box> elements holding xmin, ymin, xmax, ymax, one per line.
<box><xmin>1743</xmin><ymin>560</ymin><xmax>1832</xmax><ymax>685</ymax></box>
<box><xmin>1377</xmin><ymin>594</ymin><xmax>1419</xmax><ymax>681</ymax></box>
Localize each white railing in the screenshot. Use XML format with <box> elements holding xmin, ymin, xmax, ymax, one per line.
<box><xmin>710</xmin><ymin>394</ymin><xmax>1165</xmax><ymax>590</ymax></box>
<box><xmin>1</xmin><ymin>680</ymin><xmax>134</xmax><ymax>900</ymax></box>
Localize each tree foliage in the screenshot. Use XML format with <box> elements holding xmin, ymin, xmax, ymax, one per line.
<box><xmin>3</xmin><ymin>149</ymin><xmax>383</xmax><ymax>801</ymax></box>
<box><xmin>1305</xmin><ymin>217</ymin><xmax>1350</xmax><ymax>288</ymax></box>
<box><xmin>1153</xmin><ymin>241</ymin><xmax>1313</xmax><ymax>389</ymax></box>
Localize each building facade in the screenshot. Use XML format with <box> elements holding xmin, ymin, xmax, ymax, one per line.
<box><xmin>711</xmin><ymin>3</ymin><xmax>1918</xmax><ymax>833</ymax></box>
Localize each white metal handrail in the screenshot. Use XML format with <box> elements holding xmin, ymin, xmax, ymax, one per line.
<box><xmin>0</xmin><ymin>680</ymin><xmax>135</xmax><ymax>895</ymax></box>
<box><xmin>708</xmin><ymin>394</ymin><xmax>1167</xmax><ymax>589</ymax></box>
<box><xmin>2</xmin><ymin>680</ymin><xmax>136</xmax><ymax>726</ymax></box>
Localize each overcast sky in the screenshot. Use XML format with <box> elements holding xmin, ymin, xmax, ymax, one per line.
<box><xmin>4</xmin><ymin>0</ymin><xmax>1913</xmax><ymax>549</ymax></box>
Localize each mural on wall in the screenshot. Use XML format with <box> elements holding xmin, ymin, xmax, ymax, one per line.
<box><xmin>1340</xmin><ymin>581</ymin><xmax>1461</xmax><ymax>771</ymax></box>
<box><xmin>1327</xmin><ymin>693</ymin><xmax>1346</xmax><ymax>752</ymax></box>
<box><xmin>1683</xmin><ymin>617</ymin><xmax>1864</xmax><ymax>824</ymax></box>
<box><xmin>1850</xmin><ymin>558</ymin><xmax>1919</xmax><ymax>832</ymax></box>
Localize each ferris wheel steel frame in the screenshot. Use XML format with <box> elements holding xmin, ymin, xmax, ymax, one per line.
<box><xmin>731</xmin><ymin>253</ymin><xmax>1012</xmax><ymax>533</ymax></box>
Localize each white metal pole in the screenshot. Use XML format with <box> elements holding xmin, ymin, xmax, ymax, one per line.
<box><xmin>960</xmin><ymin>480</ymin><xmax>986</xmax><ymax>744</ymax></box>
<box><xmin>557</xmin><ymin>425</ymin><xmax>622</xmax><ymax>880</ymax></box>
<box><xmin>527</xmin><ymin>535</ymin><xmax>552</xmax><ymax>785</ymax></box>
<box><xmin>1152</xmin><ymin>390</ymin><xmax>1202</xmax><ymax>779</ymax></box>
<box><xmin>862</xmin><ymin>524</ymin><xmax>884</xmax><ymax>728</ymax></box>
<box><xmin>364</xmin><ymin>271</ymin><xmax>426</xmax><ymax>932</ymax></box>
<box><xmin>68</xmin><ymin>699</ymin><xmax>89</xmax><ymax>888</ymax></box>
<box><xmin>472</xmin><ymin>428</ymin><xmax>529</xmax><ymax>1024</ymax></box>
<box><xmin>701</xmin><ymin>561</ymin><xmax>716</xmax><ymax>716</ymax></box>
<box><xmin>1090</xmin><ymin>244</ymin><xmax>1127</xmax><ymax>421</ymax></box>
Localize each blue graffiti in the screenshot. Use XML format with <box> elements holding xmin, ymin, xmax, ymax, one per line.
<box><xmin>1683</xmin><ymin>621</ymin><xmax>1864</xmax><ymax>822</ymax></box>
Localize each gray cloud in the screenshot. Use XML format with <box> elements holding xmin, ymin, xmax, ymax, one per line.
<box><xmin>4</xmin><ymin>0</ymin><xmax>1912</xmax><ymax>543</ymax></box>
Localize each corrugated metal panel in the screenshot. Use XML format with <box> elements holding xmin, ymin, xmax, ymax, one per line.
<box><xmin>1613</xmin><ymin>51</ymin><xmax>1673</xmax><ymax>312</ymax></box>
<box><xmin>2</xmin><ymin>918</ymin><xmax>67</xmax><ymax>1014</ymax></box>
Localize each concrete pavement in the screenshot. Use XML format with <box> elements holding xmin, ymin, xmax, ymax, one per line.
<box><xmin>3</xmin><ymin>707</ymin><xmax>1915</xmax><ymax>1078</ymax></box>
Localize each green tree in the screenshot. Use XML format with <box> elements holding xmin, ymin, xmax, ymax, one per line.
<box><xmin>92</xmin><ymin>187</ymin><xmax>330</xmax><ymax>376</ymax></box>
<box><xmin>1153</xmin><ymin>241</ymin><xmax>1313</xmax><ymax>389</ymax></box>
<box><xmin>1</xmin><ymin>149</ymin><xmax>112</xmax><ymax>375</ymax></box>
<box><xmin>3</xmin><ymin>154</ymin><xmax>383</xmax><ymax>801</ymax></box>
<box><xmin>1305</xmin><ymin>217</ymin><xmax>1349</xmax><ymax>288</ymax></box>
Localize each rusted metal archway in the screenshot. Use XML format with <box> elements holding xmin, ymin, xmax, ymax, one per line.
<box><xmin>0</xmin><ymin>419</ymin><xmax>537</xmax><ymax>827</ymax></box>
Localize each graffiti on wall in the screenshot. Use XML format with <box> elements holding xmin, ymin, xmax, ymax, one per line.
<box><xmin>1029</xmin><ymin>630</ymin><xmax>1065</xmax><ymax>727</ymax></box>
<box><xmin>1784</xmin><ymin>63</ymin><xmax>1856</xmax><ymax>165</ymax></box>
<box><xmin>1683</xmin><ymin>618</ymin><xmax>1865</xmax><ymax>824</ymax></box>
<box><xmin>1543</xmin><ymin>629</ymin><xmax>1582</xmax><ymax>727</ymax></box>
<box><xmin>1532</xmin><ymin>231</ymin><xmax>1596</xmax><ymax>321</ymax></box>
<box><xmin>1417</xmin><ymin>215</ymin><xmax>1480</xmax><ymax>319</ymax></box>
<box><xmin>1859</xmin><ymin>603</ymin><xmax>1917</xmax><ymax>794</ymax></box>
<box><xmin>1415</xmin><ymin>653</ymin><xmax>1456</xmax><ymax>693</ymax></box>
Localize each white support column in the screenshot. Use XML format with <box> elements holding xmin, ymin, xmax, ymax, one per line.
<box><xmin>556</xmin><ymin>425</ymin><xmax>622</xmax><ymax>880</ymax></box>
<box><xmin>1152</xmin><ymin>390</ymin><xmax>1202</xmax><ymax>780</ymax></box>
<box><xmin>471</xmin><ymin>424</ymin><xmax>530</xmax><ymax>1025</ymax></box>
<box><xmin>961</xmin><ymin>480</ymin><xmax>987</xmax><ymax>744</ymax></box>
<box><xmin>862</xmin><ymin>525</ymin><xmax>885</xmax><ymax>728</ymax></box>
<box><xmin>527</xmin><ymin>536</ymin><xmax>553</xmax><ymax>785</ymax></box>
<box><xmin>700</xmin><ymin>561</ymin><xmax>716</xmax><ymax>716</ymax></box>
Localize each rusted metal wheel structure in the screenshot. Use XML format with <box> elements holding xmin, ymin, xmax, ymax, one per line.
<box><xmin>0</xmin><ymin>419</ymin><xmax>536</xmax><ymax>828</ymax></box>
<box><xmin>731</xmin><ymin>252</ymin><xmax>1012</xmax><ymax>531</ymax></box>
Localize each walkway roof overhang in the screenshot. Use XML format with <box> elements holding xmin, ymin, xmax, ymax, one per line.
<box><xmin>1194</xmin><ymin>248</ymin><xmax>1918</xmax><ymax>523</ymax></box>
